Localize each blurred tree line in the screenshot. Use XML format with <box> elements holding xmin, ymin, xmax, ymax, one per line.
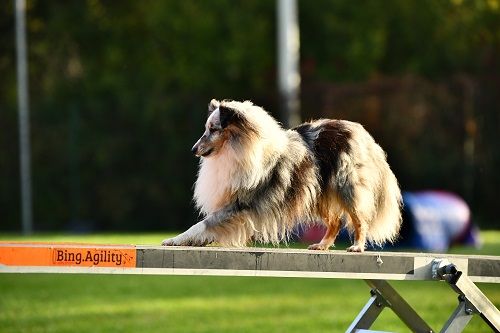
<box><xmin>0</xmin><ymin>0</ymin><xmax>499</xmax><ymax>232</ymax></box>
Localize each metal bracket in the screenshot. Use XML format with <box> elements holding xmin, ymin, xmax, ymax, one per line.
<box><xmin>431</xmin><ymin>259</ymin><xmax>461</xmax><ymax>284</ymax></box>
<box><xmin>347</xmin><ymin>259</ymin><xmax>500</xmax><ymax>333</ymax></box>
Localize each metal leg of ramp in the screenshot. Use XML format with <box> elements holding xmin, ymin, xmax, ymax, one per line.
<box><xmin>347</xmin><ymin>259</ymin><xmax>500</xmax><ymax>333</ymax></box>
<box><xmin>438</xmin><ymin>259</ymin><xmax>500</xmax><ymax>333</ymax></box>
<box><xmin>346</xmin><ymin>279</ymin><xmax>433</xmax><ymax>333</ymax></box>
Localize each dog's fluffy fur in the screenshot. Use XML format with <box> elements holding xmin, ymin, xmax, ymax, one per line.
<box><xmin>162</xmin><ymin>99</ymin><xmax>402</xmax><ymax>252</ymax></box>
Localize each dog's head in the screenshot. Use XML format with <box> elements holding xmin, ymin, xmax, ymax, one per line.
<box><xmin>191</xmin><ymin>99</ymin><xmax>251</xmax><ymax>158</ymax></box>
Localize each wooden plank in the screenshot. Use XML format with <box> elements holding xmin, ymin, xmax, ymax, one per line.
<box><xmin>0</xmin><ymin>243</ymin><xmax>499</xmax><ymax>282</ymax></box>
<box><xmin>137</xmin><ymin>248</ymin><xmax>414</xmax><ymax>274</ymax></box>
<box><xmin>468</xmin><ymin>257</ymin><xmax>500</xmax><ymax>279</ymax></box>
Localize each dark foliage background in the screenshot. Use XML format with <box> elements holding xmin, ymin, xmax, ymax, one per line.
<box><xmin>1</xmin><ymin>0</ymin><xmax>499</xmax><ymax>231</ymax></box>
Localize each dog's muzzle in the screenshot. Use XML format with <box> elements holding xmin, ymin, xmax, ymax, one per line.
<box><xmin>191</xmin><ymin>142</ymin><xmax>213</xmax><ymax>157</ymax></box>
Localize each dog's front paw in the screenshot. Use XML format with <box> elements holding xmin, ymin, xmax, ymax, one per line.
<box><xmin>346</xmin><ymin>245</ymin><xmax>364</xmax><ymax>252</ymax></box>
<box><xmin>162</xmin><ymin>233</ymin><xmax>192</xmax><ymax>246</ymax></box>
<box><xmin>162</xmin><ymin>237</ymin><xmax>180</xmax><ymax>246</ymax></box>
<box><xmin>308</xmin><ymin>243</ymin><xmax>330</xmax><ymax>251</ymax></box>
<box><xmin>161</xmin><ymin>235</ymin><xmax>210</xmax><ymax>247</ymax></box>
<box><xmin>162</xmin><ymin>222</ymin><xmax>213</xmax><ymax>247</ymax></box>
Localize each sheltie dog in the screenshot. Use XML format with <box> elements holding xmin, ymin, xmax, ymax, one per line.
<box><xmin>162</xmin><ymin>99</ymin><xmax>402</xmax><ymax>252</ymax></box>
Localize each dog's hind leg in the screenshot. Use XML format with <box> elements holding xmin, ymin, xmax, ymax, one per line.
<box><xmin>346</xmin><ymin>214</ymin><xmax>368</xmax><ymax>252</ymax></box>
<box><xmin>345</xmin><ymin>187</ymin><xmax>376</xmax><ymax>252</ymax></box>
<box><xmin>308</xmin><ymin>217</ymin><xmax>342</xmax><ymax>251</ymax></box>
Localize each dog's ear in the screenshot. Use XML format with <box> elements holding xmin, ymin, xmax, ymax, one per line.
<box><xmin>208</xmin><ymin>99</ymin><xmax>220</xmax><ymax>114</ymax></box>
<box><xmin>219</xmin><ymin>105</ymin><xmax>239</xmax><ymax>128</ymax></box>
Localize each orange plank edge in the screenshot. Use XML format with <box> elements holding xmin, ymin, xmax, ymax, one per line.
<box><xmin>0</xmin><ymin>242</ymin><xmax>136</xmax><ymax>268</ymax></box>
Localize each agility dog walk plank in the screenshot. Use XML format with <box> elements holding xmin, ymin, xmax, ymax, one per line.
<box><xmin>0</xmin><ymin>243</ymin><xmax>498</xmax><ymax>282</ymax></box>
<box><xmin>1</xmin><ymin>242</ymin><xmax>499</xmax><ymax>332</ymax></box>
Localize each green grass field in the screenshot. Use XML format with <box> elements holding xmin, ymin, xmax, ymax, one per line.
<box><xmin>1</xmin><ymin>232</ymin><xmax>499</xmax><ymax>332</ymax></box>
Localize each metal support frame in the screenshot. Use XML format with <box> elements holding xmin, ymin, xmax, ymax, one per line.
<box><xmin>346</xmin><ymin>280</ymin><xmax>433</xmax><ymax>333</ymax></box>
<box><xmin>440</xmin><ymin>295</ymin><xmax>477</xmax><ymax>333</ymax></box>
<box><xmin>346</xmin><ymin>287</ymin><xmax>387</xmax><ymax>331</ymax></box>
<box><xmin>347</xmin><ymin>259</ymin><xmax>500</xmax><ymax>333</ymax></box>
<box><xmin>437</xmin><ymin>260</ymin><xmax>500</xmax><ymax>332</ymax></box>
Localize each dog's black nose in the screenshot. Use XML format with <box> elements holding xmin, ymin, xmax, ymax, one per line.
<box><xmin>191</xmin><ymin>146</ymin><xmax>198</xmax><ymax>154</ymax></box>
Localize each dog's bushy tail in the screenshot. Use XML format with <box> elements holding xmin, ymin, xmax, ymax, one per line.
<box><xmin>367</xmin><ymin>163</ymin><xmax>402</xmax><ymax>247</ymax></box>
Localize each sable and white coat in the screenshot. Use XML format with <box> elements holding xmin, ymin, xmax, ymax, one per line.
<box><xmin>163</xmin><ymin>99</ymin><xmax>402</xmax><ymax>252</ymax></box>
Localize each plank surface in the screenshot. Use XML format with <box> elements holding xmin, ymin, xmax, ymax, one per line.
<box><xmin>0</xmin><ymin>243</ymin><xmax>498</xmax><ymax>282</ymax></box>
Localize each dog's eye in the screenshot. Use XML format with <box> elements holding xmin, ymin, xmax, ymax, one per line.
<box><xmin>208</xmin><ymin>127</ymin><xmax>219</xmax><ymax>134</ymax></box>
